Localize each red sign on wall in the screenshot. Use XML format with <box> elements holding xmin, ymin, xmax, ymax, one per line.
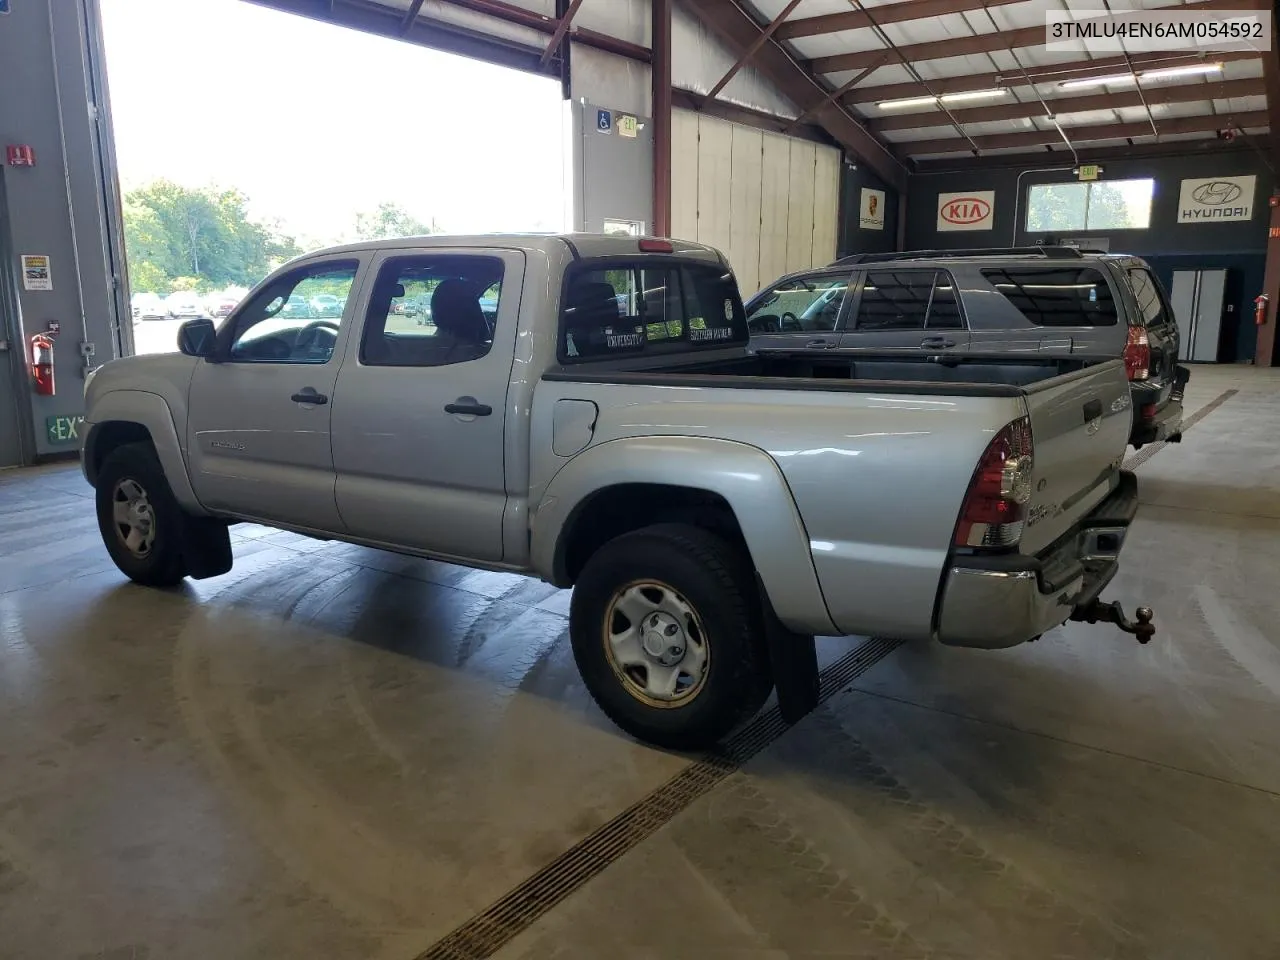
<box><xmin>5</xmin><ymin>145</ymin><xmax>35</xmax><ymax>167</ymax></box>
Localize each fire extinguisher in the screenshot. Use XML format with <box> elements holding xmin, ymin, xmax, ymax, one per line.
<box><xmin>30</xmin><ymin>333</ymin><xmax>55</xmax><ymax>396</ymax></box>
<box><xmin>1256</xmin><ymin>294</ymin><xmax>1271</xmax><ymax>327</ymax></box>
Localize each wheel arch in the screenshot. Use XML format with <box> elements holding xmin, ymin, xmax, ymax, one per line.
<box><xmin>533</xmin><ymin>437</ymin><xmax>836</xmax><ymax>636</ymax></box>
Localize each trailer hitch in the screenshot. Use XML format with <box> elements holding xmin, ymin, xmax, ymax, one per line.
<box><xmin>1070</xmin><ymin>599</ymin><xmax>1156</xmax><ymax>643</ymax></box>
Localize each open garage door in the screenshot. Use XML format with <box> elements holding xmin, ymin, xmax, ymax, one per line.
<box><xmin>670</xmin><ymin>110</ymin><xmax>840</xmax><ymax>298</ymax></box>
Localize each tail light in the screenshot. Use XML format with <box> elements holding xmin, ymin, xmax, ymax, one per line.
<box><xmin>954</xmin><ymin>416</ymin><xmax>1034</xmax><ymax>550</ymax></box>
<box><xmin>1124</xmin><ymin>327</ymin><xmax>1150</xmax><ymax>381</ymax></box>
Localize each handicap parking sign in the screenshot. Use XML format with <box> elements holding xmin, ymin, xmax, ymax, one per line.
<box><xmin>596</xmin><ymin>109</ymin><xmax>612</xmax><ymax>133</ymax></box>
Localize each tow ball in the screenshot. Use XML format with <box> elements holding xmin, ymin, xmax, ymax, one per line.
<box><xmin>1070</xmin><ymin>600</ymin><xmax>1156</xmax><ymax>643</ymax></box>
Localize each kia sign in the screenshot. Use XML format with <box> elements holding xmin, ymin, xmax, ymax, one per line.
<box><xmin>1177</xmin><ymin>175</ymin><xmax>1256</xmax><ymax>224</ymax></box>
<box><xmin>937</xmin><ymin>190</ymin><xmax>995</xmax><ymax>232</ymax></box>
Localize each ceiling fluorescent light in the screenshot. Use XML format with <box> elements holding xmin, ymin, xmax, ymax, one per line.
<box><xmin>1139</xmin><ymin>62</ymin><xmax>1224</xmax><ymax>81</ymax></box>
<box><xmin>1059</xmin><ymin>72</ymin><xmax>1137</xmax><ymax>90</ymax></box>
<box><xmin>939</xmin><ymin>88</ymin><xmax>1010</xmax><ymax>104</ymax></box>
<box><xmin>876</xmin><ymin>95</ymin><xmax>940</xmax><ymax>110</ymax></box>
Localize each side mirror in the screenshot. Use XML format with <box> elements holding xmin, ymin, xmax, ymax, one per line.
<box><xmin>178</xmin><ymin>317</ymin><xmax>217</xmax><ymax>358</ymax></box>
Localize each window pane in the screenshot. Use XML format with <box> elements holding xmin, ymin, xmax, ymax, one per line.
<box><xmin>1026</xmin><ymin>183</ymin><xmax>1088</xmax><ymax>232</ymax></box>
<box><xmin>746</xmin><ymin>275</ymin><xmax>848</xmax><ymax>333</ymax></box>
<box><xmin>1086</xmin><ymin>179</ymin><xmax>1153</xmax><ymax>230</ymax></box>
<box><xmin>560</xmin><ymin>262</ymin><xmax>744</xmax><ymax>360</ymax></box>
<box><xmin>361</xmin><ymin>255</ymin><xmax>503</xmax><ymax>367</ymax></box>
<box><xmin>981</xmin><ymin>267</ymin><xmax>1118</xmax><ymax>327</ymax></box>
<box><xmin>855</xmin><ymin>271</ymin><xmax>933</xmax><ymax>331</ymax></box>
<box><xmin>926</xmin><ymin>271</ymin><xmax>963</xmax><ymax>330</ymax></box>
<box><xmin>1126</xmin><ymin>267</ymin><xmax>1170</xmax><ymax>327</ymax></box>
<box><xmin>228</xmin><ymin>262</ymin><xmax>357</xmax><ymax>363</ymax></box>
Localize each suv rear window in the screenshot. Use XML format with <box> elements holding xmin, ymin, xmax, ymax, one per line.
<box><xmin>980</xmin><ymin>266</ymin><xmax>1118</xmax><ymax>327</ymax></box>
<box><xmin>1126</xmin><ymin>267</ymin><xmax>1173</xmax><ymax>329</ymax></box>
<box><xmin>560</xmin><ymin>261</ymin><xmax>746</xmax><ymax>361</ymax></box>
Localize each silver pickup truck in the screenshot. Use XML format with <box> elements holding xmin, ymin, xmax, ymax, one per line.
<box><xmin>81</xmin><ymin>234</ymin><xmax>1154</xmax><ymax>749</ymax></box>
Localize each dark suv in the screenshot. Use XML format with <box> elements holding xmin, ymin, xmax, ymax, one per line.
<box><xmin>745</xmin><ymin>246</ymin><xmax>1187</xmax><ymax>448</ymax></box>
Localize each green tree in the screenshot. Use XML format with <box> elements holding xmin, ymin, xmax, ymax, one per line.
<box><xmin>354</xmin><ymin>201</ymin><xmax>439</xmax><ymax>240</ymax></box>
<box><xmin>121</xmin><ymin>180</ymin><xmax>301</xmax><ymax>293</ymax></box>
<box><xmin>1025</xmin><ymin>181</ymin><xmax>1141</xmax><ymax>233</ymax></box>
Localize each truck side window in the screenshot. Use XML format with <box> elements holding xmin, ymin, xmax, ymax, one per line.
<box><xmin>225</xmin><ymin>261</ymin><xmax>358</xmax><ymax>363</ymax></box>
<box><xmin>981</xmin><ymin>266</ymin><xmax>1118</xmax><ymax>327</ymax></box>
<box><xmin>854</xmin><ymin>270</ymin><xmax>933</xmax><ymax>331</ymax></box>
<box><xmin>360</xmin><ymin>255</ymin><xmax>504</xmax><ymax>367</ymax></box>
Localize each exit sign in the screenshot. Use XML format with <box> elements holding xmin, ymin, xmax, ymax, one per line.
<box><xmin>1078</xmin><ymin>164</ymin><xmax>1101</xmax><ymax>181</ymax></box>
<box><xmin>46</xmin><ymin>414</ymin><xmax>85</xmax><ymax>445</ymax></box>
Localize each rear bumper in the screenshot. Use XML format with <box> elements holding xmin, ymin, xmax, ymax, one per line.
<box><xmin>935</xmin><ymin>471</ymin><xmax>1139</xmax><ymax>649</ymax></box>
<box><xmin>1129</xmin><ymin>365</ymin><xmax>1188</xmax><ymax>446</ymax></box>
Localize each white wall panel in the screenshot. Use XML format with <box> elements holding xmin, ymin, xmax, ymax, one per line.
<box><xmin>811</xmin><ymin>145</ymin><xmax>841</xmax><ymax>267</ymax></box>
<box><xmin>785</xmin><ymin>139</ymin><xmax>816</xmax><ymax>273</ymax></box>
<box><xmin>759</xmin><ymin>132</ymin><xmax>792</xmax><ymax>288</ymax></box>
<box><xmin>670</xmin><ymin>108</ymin><xmax>700</xmax><ymax>241</ymax></box>
<box><xmin>728</xmin><ymin>124</ymin><xmax>764</xmax><ymax>297</ymax></box>
<box><xmin>695</xmin><ymin>116</ymin><xmax>733</xmax><ymax>256</ymax></box>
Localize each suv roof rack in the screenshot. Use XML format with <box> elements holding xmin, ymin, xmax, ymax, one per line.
<box><xmin>830</xmin><ymin>246</ymin><xmax>1087</xmax><ymax>267</ymax></box>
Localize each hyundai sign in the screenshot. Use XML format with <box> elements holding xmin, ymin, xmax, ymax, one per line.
<box><xmin>1177</xmin><ymin>175</ymin><xmax>1256</xmax><ymax>224</ymax></box>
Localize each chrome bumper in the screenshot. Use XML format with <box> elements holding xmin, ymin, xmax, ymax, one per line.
<box><xmin>935</xmin><ymin>471</ymin><xmax>1138</xmax><ymax>649</ymax></box>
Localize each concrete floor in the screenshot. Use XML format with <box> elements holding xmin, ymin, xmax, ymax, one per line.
<box><xmin>3</xmin><ymin>365</ymin><xmax>1279</xmax><ymax>959</ymax></box>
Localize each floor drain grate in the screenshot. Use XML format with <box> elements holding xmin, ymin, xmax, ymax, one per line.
<box><xmin>414</xmin><ymin>636</ymin><xmax>902</xmax><ymax>960</ymax></box>
<box><xmin>1124</xmin><ymin>388</ymin><xmax>1236</xmax><ymax>471</ymax></box>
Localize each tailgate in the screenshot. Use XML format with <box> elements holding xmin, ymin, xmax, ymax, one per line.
<box><xmin>1018</xmin><ymin>358</ymin><xmax>1132</xmax><ymax>556</ymax></box>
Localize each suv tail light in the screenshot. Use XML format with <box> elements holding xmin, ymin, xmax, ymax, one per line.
<box><xmin>1124</xmin><ymin>327</ymin><xmax>1150</xmax><ymax>381</ymax></box>
<box><xmin>954</xmin><ymin>416</ymin><xmax>1034</xmax><ymax>550</ymax></box>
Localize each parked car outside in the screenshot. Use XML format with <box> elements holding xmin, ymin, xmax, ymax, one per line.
<box><xmin>164</xmin><ymin>293</ymin><xmax>207</xmax><ymax>320</ymax></box>
<box><xmin>746</xmin><ymin>246</ymin><xmax>1187</xmax><ymax>448</ymax></box>
<box><xmin>309</xmin><ymin>294</ymin><xmax>344</xmax><ymax>318</ymax></box>
<box><xmin>280</xmin><ymin>295</ymin><xmax>312</xmax><ymax>320</ymax></box>
<box><xmin>206</xmin><ymin>293</ymin><xmax>240</xmax><ymax>319</ymax></box>
<box><xmin>132</xmin><ymin>293</ymin><xmax>167</xmax><ymax>321</ymax></box>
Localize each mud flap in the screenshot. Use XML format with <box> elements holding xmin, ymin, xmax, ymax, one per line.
<box><xmin>180</xmin><ymin>514</ymin><xmax>233</xmax><ymax>580</ymax></box>
<box><xmin>758</xmin><ymin>577</ymin><xmax>819</xmax><ymax>724</ymax></box>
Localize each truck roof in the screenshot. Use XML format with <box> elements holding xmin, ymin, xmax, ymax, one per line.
<box><xmin>291</xmin><ymin>233</ymin><xmax>727</xmax><ymax>264</ymax></box>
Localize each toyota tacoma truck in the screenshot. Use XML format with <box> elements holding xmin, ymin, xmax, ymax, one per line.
<box><xmin>81</xmin><ymin>234</ymin><xmax>1154</xmax><ymax>749</ymax></box>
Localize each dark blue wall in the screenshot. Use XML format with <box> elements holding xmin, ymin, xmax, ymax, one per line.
<box><xmin>838</xmin><ymin>161</ymin><xmax>900</xmax><ymax>258</ymax></box>
<box><xmin>902</xmin><ymin>151</ymin><xmax>1275</xmax><ymax>361</ymax></box>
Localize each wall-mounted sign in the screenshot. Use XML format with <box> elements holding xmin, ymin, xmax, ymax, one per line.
<box><xmin>1077</xmin><ymin>164</ymin><xmax>1101</xmax><ymax>181</ymax></box>
<box><xmin>596</xmin><ymin>109</ymin><xmax>613</xmax><ymax>134</ymax></box>
<box><xmin>46</xmin><ymin>415</ymin><xmax>85</xmax><ymax>445</ymax></box>
<box><xmin>937</xmin><ymin>191</ymin><xmax>995</xmax><ymax>232</ymax></box>
<box><xmin>21</xmin><ymin>255</ymin><xmax>52</xmax><ymax>291</ymax></box>
<box><xmin>859</xmin><ymin>188</ymin><xmax>886</xmax><ymax>230</ymax></box>
<box><xmin>1177</xmin><ymin>175</ymin><xmax>1256</xmax><ymax>224</ymax></box>
<box><xmin>5</xmin><ymin>145</ymin><xmax>34</xmax><ymax>166</ymax></box>
<box><xmin>617</xmin><ymin>114</ymin><xmax>638</xmax><ymax>139</ymax></box>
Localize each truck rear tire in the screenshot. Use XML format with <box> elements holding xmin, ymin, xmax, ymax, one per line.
<box><xmin>95</xmin><ymin>442</ymin><xmax>188</xmax><ymax>587</ymax></box>
<box><xmin>569</xmin><ymin>523</ymin><xmax>772</xmax><ymax>750</ymax></box>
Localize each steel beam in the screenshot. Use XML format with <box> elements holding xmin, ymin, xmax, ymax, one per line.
<box><xmin>912</xmin><ymin>138</ymin><xmax>1258</xmax><ymax>172</ymax></box>
<box><xmin>785</xmin><ymin>53</ymin><xmax>889</xmax><ymax>133</ymax></box>
<box><xmin>538</xmin><ymin>0</ymin><xmax>585</xmax><ymax>68</ymax></box>
<box><xmin>871</xmin><ymin>78</ymin><xmax>1267</xmax><ymax>132</ymax></box>
<box><xmin>701</xmin><ymin>0</ymin><xmax>804</xmax><ymax>107</ymax></box>
<box><xmin>653</xmin><ymin>0</ymin><xmax>673</xmax><ymax>238</ymax></box>
<box><xmin>398</xmin><ymin>0</ymin><xmax>425</xmax><ymax>34</ymax></box>
<box><xmin>1262</xmin><ymin>2</ymin><xmax>1280</xmax><ymax>168</ymax></box>
<box><xmin>898</xmin><ymin>109</ymin><xmax>1270</xmax><ymax>155</ymax></box>
<box><xmin>777</xmin><ymin>0</ymin><xmax>1022</xmax><ymax>40</ymax></box>
<box><xmin>442</xmin><ymin>0</ymin><xmax>650</xmax><ymax>62</ymax></box>
<box><xmin>844</xmin><ymin>50</ymin><xmax>1260</xmax><ymax>107</ymax></box>
<box><xmin>682</xmin><ymin>0</ymin><xmax>906</xmax><ymax>190</ymax></box>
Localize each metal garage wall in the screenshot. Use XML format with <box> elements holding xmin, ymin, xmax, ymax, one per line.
<box><xmin>671</xmin><ymin>110</ymin><xmax>839</xmax><ymax>298</ymax></box>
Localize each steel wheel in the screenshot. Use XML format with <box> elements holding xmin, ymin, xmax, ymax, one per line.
<box><xmin>603</xmin><ymin>580</ymin><xmax>710</xmax><ymax>708</ymax></box>
<box><xmin>111</xmin><ymin>478</ymin><xmax>157</xmax><ymax>559</ymax></box>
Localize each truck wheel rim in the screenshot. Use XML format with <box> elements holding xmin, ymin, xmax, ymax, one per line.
<box><xmin>111</xmin><ymin>478</ymin><xmax>157</xmax><ymax>559</ymax></box>
<box><xmin>602</xmin><ymin>580</ymin><xmax>709</xmax><ymax>708</ymax></box>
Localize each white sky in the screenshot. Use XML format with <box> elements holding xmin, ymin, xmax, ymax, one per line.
<box><xmin>100</xmin><ymin>0</ymin><xmax>568</xmax><ymax>246</ymax></box>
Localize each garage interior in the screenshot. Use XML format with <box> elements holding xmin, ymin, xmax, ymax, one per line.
<box><xmin>3</xmin><ymin>0</ymin><xmax>1280</xmax><ymax>958</ymax></box>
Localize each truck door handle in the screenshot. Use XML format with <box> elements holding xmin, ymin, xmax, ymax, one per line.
<box><xmin>445</xmin><ymin>399</ymin><xmax>492</xmax><ymax>417</ymax></box>
<box><xmin>1083</xmin><ymin>399</ymin><xmax>1103</xmax><ymax>422</ymax></box>
<box><xmin>921</xmin><ymin>337</ymin><xmax>956</xmax><ymax>348</ymax></box>
<box><xmin>290</xmin><ymin>390</ymin><xmax>328</xmax><ymax>405</ymax></box>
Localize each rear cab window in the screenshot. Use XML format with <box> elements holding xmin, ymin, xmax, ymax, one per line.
<box><xmin>979</xmin><ymin>266</ymin><xmax>1118</xmax><ymax>327</ymax></box>
<box><xmin>559</xmin><ymin>259</ymin><xmax>746</xmax><ymax>362</ymax></box>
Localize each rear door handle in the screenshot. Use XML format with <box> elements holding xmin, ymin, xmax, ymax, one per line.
<box><xmin>920</xmin><ymin>337</ymin><xmax>956</xmax><ymax>349</ymax></box>
<box><xmin>445</xmin><ymin>399</ymin><xmax>493</xmax><ymax>417</ymax></box>
<box><xmin>806</xmin><ymin>339</ymin><xmax>836</xmax><ymax>349</ymax></box>
<box><xmin>290</xmin><ymin>390</ymin><xmax>328</xmax><ymax>405</ymax></box>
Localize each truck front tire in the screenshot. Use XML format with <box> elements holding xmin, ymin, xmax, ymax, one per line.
<box><xmin>95</xmin><ymin>442</ymin><xmax>188</xmax><ymax>587</ymax></box>
<box><xmin>569</xmin><ymin>523</ymin><xmax>772</xmax><ymax>750</ymax></box>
